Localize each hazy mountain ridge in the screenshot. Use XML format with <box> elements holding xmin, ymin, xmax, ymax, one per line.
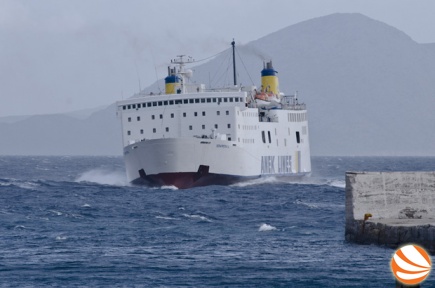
<box><xmin>1</xmin><ymin>13</ymin><xmax>434</xmax><ymax>156</ymax></box>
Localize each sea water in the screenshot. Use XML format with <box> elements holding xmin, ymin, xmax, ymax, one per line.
<box><xmin>0</xmin><ymin>156</ymin><xmax>434</xmax><ymax>287</ymax></box>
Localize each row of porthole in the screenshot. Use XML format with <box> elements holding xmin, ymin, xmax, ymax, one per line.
<box><xmin>127</xmin><ymin>110</ymin><xmax>230</xmax><ymax>122</ymax></box>
<box><xmin>126</xmin><ymin>123</ymin><xmax>232</xmax><ymax>135</ymax></box>
<box><xmin>122</xmin><ymin>97</ymin><xmax>244</xmax><ymax>110</ymax></box>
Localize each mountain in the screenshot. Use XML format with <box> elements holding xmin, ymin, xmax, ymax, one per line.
<box><xmin>1</xmin><ymin>13</ymin><xmax>434</xmax><ymax>156</ymax></box>
<box><xmin>0</xmin><ymin>104</ymin><xmax>121</xmax><ymax>155</ymax></box>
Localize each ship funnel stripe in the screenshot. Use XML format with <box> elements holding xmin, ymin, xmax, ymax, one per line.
<box><xmin>261</xmin><ymin>69</ymin><xmax>277</xmax><ymax>77</ymax></box>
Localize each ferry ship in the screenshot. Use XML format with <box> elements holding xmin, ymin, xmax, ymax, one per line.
<box><xmin>116</xmin><ymin>43</ymin><xmax>311</xmax><ymax>188</ymax></box>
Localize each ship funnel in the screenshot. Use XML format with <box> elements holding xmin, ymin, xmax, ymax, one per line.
<box><xmin>165</xmin><ymin>67</ymin><xmax>181</xmax><ymax>94</ymax></box>
<box><xmin>261</xmin><ymin>60</ymin><xmax>279</xmax><ymax>96</ymax></box>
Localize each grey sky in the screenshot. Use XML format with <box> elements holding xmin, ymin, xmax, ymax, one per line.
<box><xmin>1</xmin><ymin>0</ymin><xmax>434</xmax><ymax>117</ymax></box>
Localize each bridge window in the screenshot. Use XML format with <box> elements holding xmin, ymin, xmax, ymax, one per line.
<box><xmin>201</xmin><ymin>98</ymin><xmax>205</xmax><ymax>103</ymax></box>
<box><xmin>142</xmin><ymin>103</ymin><xmax>146</xmax><ymax>108</ymax></box>
<box><xmin>183</xmin><ymin>99</ymin><xmax>188</xmax><ymax>104</ymax></box>
<box><xmin>169</xmin><ymin>100</ymin><xmax>174</xmax><ymax>105</ymax></box>
<box><xmin>152</xmin><ymin>102</ymin><xmax>157</xmax><ymax>107</ymax></box>
<box><xmin>164</xmin><ymin>101</ymin><xmax>168</xmax><ymax>105</ymax></box>
<box><xmin>229</xmin><ymin>97</ymin><xmax>233</xmax><ymax>102</ymax></box>
<box><xmin>158</xmin><ymin>101</ymin><xmax>162</xmax><ymax>106</ymax></box>
<box><xmin>132</xmin><ymin>104</ymin><xmax>136</xmax><ymax>109</ymax></box>
<box><xmin>212</xmin><ymin>98</ymin><xmax>217</xmax><ymax>103</ymax></box>
<box><xmin>207</xmin><ymin>98</ymin><xmax>211</xmax><ymax>103</ymax></box>
<box><xmin>147</xmin><ymin>102</ymin><xmax>152</xmax><ymax>107</ymax></box>
<box><xmin>189</xmin><ymin>99</ymin><xmax>194</xmax><ymax>104</ymax></box>
<box><xmin>223</xmin><ymin>98</ymin><xmax>228</xmax><ymax>102</ymax></box>
<box><xmin>195</xmin><ymin>99</ymin><xmax>200</xmax><ymax>103</ymax></box>
<box><xmin>123</xmin><ymin>106</ymin><xmax>126</xmax><ymax>110</ymax></box>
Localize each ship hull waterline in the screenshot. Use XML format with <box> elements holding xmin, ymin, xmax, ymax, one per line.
<box><xmin>123</xmin><ymin>138</ymin><xmax>310</xmax><ymax>189</ymax></box>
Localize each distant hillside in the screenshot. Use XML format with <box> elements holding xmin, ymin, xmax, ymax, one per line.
<box><xmin>1</xmin><ymin>13</ymin><xmax>434</xmax><ymax>156</ymax></box>
<box><xmin>0</xmin><ymin>105</ymin><xmax>121</xmax><ymax>155</ymax></box>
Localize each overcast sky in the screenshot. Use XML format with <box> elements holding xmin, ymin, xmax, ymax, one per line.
<box><xmin>1</xmin><ymin>0</ymin><xmax>434</xmax><ymax>117</ymax></box>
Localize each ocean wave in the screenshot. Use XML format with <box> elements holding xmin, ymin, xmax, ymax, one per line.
<box><xmin>75</xmin><ymin>168</ymin><xmax>128</xmax><ymax>186</ymax></box>
<box><xmin>258</xmin><ymin>223</ymin><xmax>277</xmax><ymax>232</ymax></box>
<box><xmin>182</xmin><ymin>213</ymin><xmax>212</xmax><ymax>222</ymax></box>
<box><xmin>231</xmin><ymin>176</ymin><xmax>281</xmax><ymax>187</ymax></box>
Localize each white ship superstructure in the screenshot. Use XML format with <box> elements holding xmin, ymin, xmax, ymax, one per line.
<box><xmin>117</xmin><ymin>46</ymin><xmax>311</xmax><ymax>188</ymax></box>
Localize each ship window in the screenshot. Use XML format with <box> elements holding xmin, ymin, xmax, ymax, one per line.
<box><xmin>132</xmin><ymin>104</ymin><xmax>136</xmax><ymax>109</ymax></box>
<box><xmin>212</xmin><ymin>98</ymin><xmax>217</xmax><ymax>103</ymax></box>
<box><xmin>195</xmin><ymin>99</ymin><xmax>200</xmax><ymax>103</ymax></box>
<box><xmin>228</xmin><ymin>137</ymin><xmax>231</xmax><ymax>141</ymax></box>
<box><xmin>202</xmin><ymin>125</ymin><xmax>205</xmax><ymax>129</ymax></box>
<box><xmin>201</xmin><ymin>98</ymin><xmax>205</xmax><ymax>103</ymax></box>
<box><xmin>123</xmin><ymin>106</ymin><xmax>126</xmax><ymax>110</ymax></box>
<box><xmin>275</xmin><ymin>128</ymin><xmax>277</xmax><ymax>135</ymax></box>
<box><xmin>171</xmin><ymin>113</ymin><xmax>174</xmax><ymax>118</ymax></box>
<box><xmin>229</xmin><ymin>97</ymin><xmax>233</xmax><ymax>102</ymax></box>
<box><xmin>215</xmin><ymin>124</ymin><xmax>218</xmax><ymax>129</ymax></box>
<box><xmin>183</xmin><ymin>112</ymin><xmax>186</xmax><ymax>117</ymax></box>
<box><xmin>235</xmin><ymin>98</ymin><xmax>239</xmax><ymax>102</ymax></box>
<box><xmin>127</xmin><ymin>130</ymin><xmax>131</xmax><ymax>135</ymax></box>
<box><xmin>226</xmin><ymin>111</ymin><xmax>229</xmax><ymax>115</ymax></box>
<box><xmin>202</xmin><ymin>111</ymin><xmax>205</xmax><ymax>116</ymax></box>
<box><xmin>137</xmin><ymin>116</ymin><xmax>140</xmax><ymax>121</ymax></box>
<box><xmin>164</xmin><ymin>101</ymin><xmax>168</xmax><ymax>105</ymax></box>
<box><xmin>227</xmin><ymin>124</ymin><xmax>231</xmax><ymax>128</ymax></box>
<box><xmin>151</xmin><ymin>115</ymin><xmax>155</xmax><ymax>120</ymax></box>
<box><xmin>147</xmin><ymin>102</ymin><xmax>152</xmax><ymax>107</ymax></box>
<box><xmin>194</xmin><ymin>112</ymin><xmax>198</xmax><ymax>117</ymax></box>
<box><xmin>284</xmin><ymin>138</ymin><xmax>287</xmax><ymax>146</ymax></box>
<box><xmin>153</xmin><ymin>128</ymin><xmax>156</xmax><ymax>133</ymax></box>
<box><xmin>183</xmin><ymin>99</ymin><xmax>188</xmax><ymax>104</ymax></box>
<box><xmin>240</xmin><ymin>97</ymin><xmax>243</xmax><ymax>102</ymax></box>
<box><xmin>140</xmin><ymin>129</ymin><xmax>143</xmax><ymax>134</ymax></box>
<box><xmin>206</xmin><ymin>98</ymin><xmax>211</xmax><ymax>103</ymax></box>
<box><xmin>261</xmin><ymin>131</ymin><xmax>266</xmax><ymax>143</ymax></box>
<box><xmin>189</xmin><ymin>99</ymin><xmax>194</xmax><ymax>103</ymax></box>
<box><xmin>217</xmin><ymin>111</ymin><xmax>220</xmax><ymax>116</ymax></box>
<box><xmin>288</xmin><ymin>128</ymin><xmax>290</xmax><ymax>135</ymax></box>
<box><xmin>223</xmin><ymin>98</ymin><xmax>228</xmax><ymax>102</ymax></box>
<box><xmin>166</xmin><ymin>127</ymin><xmax>169</xmax><ymax>132</ymax></box>
<box><xmin>189</xmin><ymin>125</ymin><xmax>192</xmax><ymax>130</ymax></box>
<box><xmin>142</xmin><ymin>103</ymin><xmax>146</xmax><ymax>108</ymax></box>
<box><xmin>128</xmin><ymin>105</ymin><xmax>131</xmax><ymax>109</ymax></box>
<box><xmin>296</xmin><ymin>131</ymin><xmax>300</xmax><ymax>144</ymax></box>
<box><xmin>128</xmin><ymin>117</ymin><xmax>131</xmax><ymax>122</ymax></box>
<box><xmin>158</xmin><ymin>101</ymin><xmax>162</xmax><ymax>106</ymax></box>
<box><xmin>160</xmin><ymin>114</ymin><xmax>163</xmax><ymax>119</ymax></box>
<box><xmin>153</xmin><ymin>102</ymin><xmax>157</xmax><ymax>107</ymax></box>
<box><xmin>175</xmin><ymin>100</ymin><xmax>182</xmax><ymax>104</ymax></box>
<box><xmin>268</xmin><ymin>131</ymin><xmax>272</xmax><ymax>143</ymax></box>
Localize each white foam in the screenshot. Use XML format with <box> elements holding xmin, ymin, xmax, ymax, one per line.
<box><xmin>55</xmin><ymin>235</ymin><xmax>68</xmax><ymax>241</ymax></box>
<box><xmin>76</xmin><ymin>169</ymin><xmax>128</xmax><ymax>186</ymax></box>
<box><xmin>155</xmin><ymin>216</ymin><xmax>178</xmax><ymax>220</ymax></box>
<box><xmin>258</xmin><ymin>223</ymin><xmax>277</xmax><ymax>232</ymax></box>
<box><xmin>183</xmin><ymin>214</ymin><xmax>211</xmax><ymax>222</ymax></box>
<box><xmin>328</xmin><ymin>180</ymin><xmax>346</xmax><ymax>188</ymax></box>
<box><xmin>231</xmin><ymin>176</ymin><xmax>280</xmax><ymax>187</ymax></box>
<box><xmin>82</xmin><ymin>203</ymin><xmax>91</xmax><ymax>208</ymax></box>
<box><xmin>151</xmin><ymin>185</ymin><xmax>178</xmax><ymax>190</ymax></box>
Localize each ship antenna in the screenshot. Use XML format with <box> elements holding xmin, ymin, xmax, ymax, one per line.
<box><xmin>231</xmin><ymin>39</ymin><xmax>237</xmax><ymax>86</ymax></box>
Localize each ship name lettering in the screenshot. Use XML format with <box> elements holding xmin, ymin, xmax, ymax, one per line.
<box><xmin>261</xmin><ymin>156</ymin><xmax>275</xmax><ymax>174</ymax></box>
<box><xmin>277</xmin><ymin>155</ymin><xmax>292</xmax><ymax>174</ymax></box>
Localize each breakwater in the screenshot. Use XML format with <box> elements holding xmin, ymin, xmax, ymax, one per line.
<box><xmin>345</xmin><ymin>171</ymin><xmax>435</xmax><ymax>254</ymax></box>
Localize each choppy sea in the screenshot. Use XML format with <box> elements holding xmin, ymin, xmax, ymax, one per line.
<box><xmin>1</xmin><ymin>156</ymin><xmax>434</xmax><ymax>287</ymax></box>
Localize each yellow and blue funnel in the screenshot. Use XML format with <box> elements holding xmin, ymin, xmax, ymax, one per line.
<box><xmin>165</xmin><ymin>67</ymin><xmax>180</xmax><ymax>94</ymax></box>
<box><xmin>261</xmin><ymin>61</ymin><xmax>279</xmax><ymax>95</ymax></box>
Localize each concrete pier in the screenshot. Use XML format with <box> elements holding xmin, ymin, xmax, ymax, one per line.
<box><xmin>345</xmin><ymin>171</ymin><xmax>435</xmax><ymax>254</ymax></box>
